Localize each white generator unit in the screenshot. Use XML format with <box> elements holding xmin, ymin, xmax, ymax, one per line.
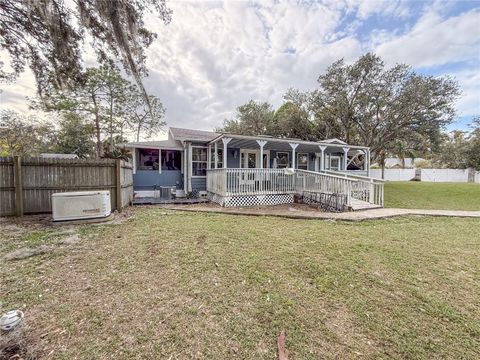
<box><xmin>52</xmin><ymin>191</ymin><xmax>111</xmax><ymax>221</ymax></box>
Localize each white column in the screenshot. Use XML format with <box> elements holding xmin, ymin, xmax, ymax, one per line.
<box><xmin>314</xmin><ymin>153</ymin><xmax>320</xmax><ymax>172</ymax></box>
<box><xmin>342</xmin><ymin>147</ymin><xmax>350</xmax><ymax>171</ymax></box>
<box><xmin>207</xmin><ymin>144</ymin><xmax>211</xmax><ymax>169</ymax></box>
<box><xmin>158</xmin><ymin>149</ymin><xmax>162</xmax><ymax>174</ymax></box>
<box><xmin>222</xmin><ymin>137</ymin><xmax>231</xmax><ymax>168</ymax></box>
<box><xmin>319</xmin><ymin>145</ymin><xmax>327</xmax><ymax>171</ymax></box>
<box><xmin>188</xmin><ymin>142</ymin><xmax>192</xmax><ymax>192</ymax></box>
<box><xmin>132</xmin><ymin>148</ymin><xmax>136</xmax><ymax>174</ymax></box>
<box><xmin>256</xmin><ymin>140</ymin><xmax>267</xmax><ymax>169</ymax></box>
<box><xmin>183</xmin><ymin>145</ymin><xmax>187</xmax><ymax>192</ymax></box>
<box><xmin>214</xmin><ymin>141</ymin><xmax>218</xmax><ymax>169</ymax></box>
<box><xmin>365</xmin><ymin>149</ymin><xmax>371</xmax><ymax>177</ymax></box>
<box><xmin>289</xmin><ymin>143</ymin><xmax>299</xmax><ymax>169</ymax></box>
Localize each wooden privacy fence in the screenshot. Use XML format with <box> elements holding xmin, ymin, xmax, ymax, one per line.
<box><xmin>0</xmin><ymin>157</ymin><xmax>133</xmax><ymax>217</ymax></box>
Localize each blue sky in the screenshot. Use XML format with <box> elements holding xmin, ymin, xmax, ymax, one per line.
<box><xmin>1</xmin><ymin>0</ymin><xmax>479</xmax><ymax>135</ymax></box>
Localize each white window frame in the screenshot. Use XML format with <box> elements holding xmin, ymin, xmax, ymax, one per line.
<box><xmin>329</xmin><ymin>156</ymin><xmax>341</xmax><ymax>171</ymax></box>
<box><xmin>240</xmin><ymin>149</ymin><xmax>270</xmax><ymax>168</ymax></box>
<box><xmin>276</xmin><ymin>151</ymin><xmax>289</xmax><ymax>169</ymax></box>
<box><xmin>210</xmin><ymin>148</ymin><xmax>223</xmax><ymax>169</ymax></box>
<box><xmin>191</xmin><ymin>146</ymin><xmax>208</xmax><ymax>178</ymax></box>
<box><xmin>297</xmin><ymin>152</ymin><xmax>309</xmax><ymax>170</ymax></box>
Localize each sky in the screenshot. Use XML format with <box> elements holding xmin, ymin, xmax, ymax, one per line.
<box><xmin>1</xmin><ymin>0</ymin><xmax>479</xmax><ymax>136</ymax></box>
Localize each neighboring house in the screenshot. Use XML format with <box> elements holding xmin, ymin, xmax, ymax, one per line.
<box><xmin>119</xmin><ymin>127</ymin><xmax>383</xmax><ymax>210</ymax></box>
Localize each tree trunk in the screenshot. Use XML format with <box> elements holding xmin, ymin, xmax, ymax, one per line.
<box><xmin>91</xmin><ymin>94</ymin><xmax>103</xmax><ymax>158</ymax></box>
<box><xmin>109</xmin><ymin>97</ymin><xmax>114</xmax><ymax>153</ymax></box>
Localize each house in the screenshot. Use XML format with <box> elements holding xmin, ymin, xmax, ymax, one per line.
<box><xmin>119</xmin><ymin>127</ymin><xmax>383</xmax><ymax>211</ymax></box>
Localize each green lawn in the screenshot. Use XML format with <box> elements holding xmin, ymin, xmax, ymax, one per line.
<box><xmin>1</xmin><ymin>209</ymin><xmax>479</xmax><ymax>359</ymax></box>
<box><xmin>384</xmin><ymin>181</ymin><xmax>480</xmax><ymax>210</ymax></box>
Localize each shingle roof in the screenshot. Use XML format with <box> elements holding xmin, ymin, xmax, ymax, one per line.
<box><xmin>169</xmin><ymin>127</ymin><xmax>218</xmax><ymax>142</ymax></box>
<box><xmin>118</xmin><ymin>137</ymin><xmax>182</xmax><ymax>149</ymax></box>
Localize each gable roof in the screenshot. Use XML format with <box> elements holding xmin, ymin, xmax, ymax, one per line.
<box><xmin>118</xmin><ymin>137</ymin><xmax>182</xmax><ymax>149</ymax></box>
<box><xmin>169</xmin><ymin>127</ymin><xmax>218</xmax><ymax>142</ymax></box>
<box><xmin>322</xmin><ymin>138</ymin><xmax>347</xmax><ymax>145</ymax></box>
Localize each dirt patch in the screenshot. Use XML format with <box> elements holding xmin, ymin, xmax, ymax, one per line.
<box><xmin>59</xmin><ymin>234</ymin><xmax>81</xmax><ymax>245</ymax></box>
<box><xmin>0</xmin><ymin>326</ymin><xmax>39</xmax><ymax>360</ymax></box>
<box><xmin>3</xmin><ymin>245</ymin><xmax>52</xmax><ymax>261</ymax></box>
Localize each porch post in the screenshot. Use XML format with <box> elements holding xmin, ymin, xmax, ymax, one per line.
<box><xmin>158</xmin><ymin>149</ymin><xmax>162</xmax><ymax>174</ymax></box>
<box><xmin>188</xmin><ymin>142</ymin><xmax>192</xmax><ymax>192</ymax></box>
<box><xmin>342</xmin><ymin>147</ymin><xmax>350</xmax><ymax>171</ymax></box>
<box><xmin>207</xmin><ymin>144</ymin><xmax>211</xmax><ymax>169</ymax></box>
<box><xmin>222</xmin><ymin>137</ymin><xmax>231</xmax><ymax>168</ymax></box>
<box><xmin>214</xmin><ymin>141</ymin><xmax>218</xmax><ymax>169</ymax></box>
<box><xmin>289</xmin><ymin>143</ymin><xmax>299</xmax><ymax>169</ymax></box>
<box><xmin>132</xmin><ymin>148</ymin><xmax>136</xmax><ymax>174</ymax></box>
<box><xmin>366</xmin><ymin>149</ymin><xmax>371</xmax><ymax>177</ymax></box>
<box><xmin>319</xmin><ymin>145</ymin><xmax>327</xmax><ymax>171</ymax></box>
<box><xmin>256</xmin><ymin>140</ymin><xmax>267</xmax><ymax>169</ymax></box>
<box><xmin>183</xmin><ymin>144</ymin><xmax>188</xmax><ymax>192</ymax></box>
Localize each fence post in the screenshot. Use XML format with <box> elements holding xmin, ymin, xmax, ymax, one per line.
<box><xmin>13</xmin><ymin>156</ymin><xmax>23</xmax><ymax>217</ymax></box>
<box><xmin>115</xmin><ymin>159</ymin><xmax>122</xmax><ymax>212</ymax></box>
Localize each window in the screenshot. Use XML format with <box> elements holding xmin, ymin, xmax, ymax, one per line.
<box><xmin>192</xmin><ymin>147</ymin><xmax>208</xmax><ymax>176</ymax></box>
<box><xmin>138</xmin><ymin>148</ymin><xmax>159</xmax><ymax>170</ymax></box>
<box><xmin>276</xmin><ymin>152</ymin><xmax>289</xmax><ymax>168</ymax></box>
<box><xmin>210</xmin><ymin>148</ymin><xmax>223</xmax><ymax>168</ymax></box>
<box><xmin>161</xmin><ymin>150</ymin><xmax>181</xmax><ymax>170</ymax></box>
<box><xmin>297</xmin><ymin>153</ymin><xmax>308</xmax><ymax>170</ymax></box>
<box><xmin>329</xmin><ymin>156</ymin><xmax>341</xmax><ymax>171</ymax></box>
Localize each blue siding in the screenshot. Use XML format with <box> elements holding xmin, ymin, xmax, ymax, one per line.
<box><xmin>226</xmin><ymin>147</ymin><xmax>241</xmax><ymax>168</ymax></box>
<box><xmin>134</xmin><ymin>170</ymin><xmax>183</xmax><ymax>190</ymax></box>
<box><xmin>191</xmin><ymin>177</ymin><xmax>206</xmax><ymax>191</ymax></box>
<box><xmin>308</xmin><ymin>154</ymin><xmax>316</xmax><ymax>171</ymax></box>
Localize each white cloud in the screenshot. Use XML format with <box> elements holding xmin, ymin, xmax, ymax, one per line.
<box><xmin>376</xmin><ymin>9</ymin><xmax>480</xmax><ymax>68</ymax></box>
<box><xmin>0</xmin><ymin>0</ymin><xmax>478</xmax><ymax>135</ymax></box>
<box><xmin>142</xmin><ymin>1</ymin><xmax>362</xmax><ymax>131</ymax></box>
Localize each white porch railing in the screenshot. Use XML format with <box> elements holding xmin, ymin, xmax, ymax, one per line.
<box><xmin>322</xmin><ymin>169</ymin><xmax>385</xmax><ymax>206</ymax></box>
<box><xmin>207</xmin><ymin>168</ymin><xmax>384</xmax><ymax>207</ymax></box>
<box><xmin>207</xmin><ymin>168</ymin><xmax>296</xmax><ymax>196</ymax></box>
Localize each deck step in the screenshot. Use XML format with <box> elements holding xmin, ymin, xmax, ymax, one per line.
<box><xmin>349</xmin><ymin>198</ymin><xmax>382</xmax><ymax>211</ymax></box>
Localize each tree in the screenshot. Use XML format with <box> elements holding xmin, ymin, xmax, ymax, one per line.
<box><xmin>272</xmin><ymin>101</ymin><xmax>314</xmax><ymax>140</ymax></box>
<box><xmin>0</xmin><ymin>0</ymin><xmax>172</xmax><ymax>97</ymax></box>
<box><xmin>38</xmin><ymin>67</ymin><xmax>129</xmax><ymax>158</ymax></box>
<box><xmin>310</xmin><ymin>53</ymin><xmax>460</xmax><ymax>172</ymax></box>
<box><xmin>36</xmin><ymin>66</ymin><xmax>166</xmax><ymax>157</ymax></box>
<box><xmin>432</xmin><ymin>131</ymin><xmax>469</xmax><ymax>169</ymax></box>
<box><xmin>0</xmin><ymin>110</ymin><xmax>55</xmax><ymax>156</ymax></box>
<box><xmin>123</xmin><ymin>85</ymin><xmax>166</xmax><ymax>141</ymax></box>
<box><xmin>465</xmin><ymin>116</ymin><xmax>480</xmax><ymax>170</ymax></box>
<box><xmin>54</xmin><ymin>113</ymin><xmax>95</xmax><ymax>158</ymax></box>
<box><xmin>219</xmin><ymin>100</ymin><xmax>275</xmax><ymax>136</ymax></box>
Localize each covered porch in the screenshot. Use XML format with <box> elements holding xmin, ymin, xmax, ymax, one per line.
<box><xmin>206</xmin><ymin>134</ymin><xmax>382</xmax><ymax>211</ymax></box>
<box><xmin>206</xmin><ymin>133</ymin><xmax>371</xmax><ymax>175</ymax></box>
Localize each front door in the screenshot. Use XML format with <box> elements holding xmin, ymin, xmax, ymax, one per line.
<box><xmin>240</xmin><ymin>150</ymin><xmax>269</xmax><ymax>168</ymax></box>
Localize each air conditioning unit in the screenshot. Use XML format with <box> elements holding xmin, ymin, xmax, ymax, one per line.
<box><xmin>52</xmin><ymin>191</ymin><xmax>111</xmax><ymax>221</ymax></box>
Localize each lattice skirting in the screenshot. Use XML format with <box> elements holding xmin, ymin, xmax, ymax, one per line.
<box><xmin>208</xmin><ymin>192</ymin><xmax>294</xmax><ymax>207</ymax></box>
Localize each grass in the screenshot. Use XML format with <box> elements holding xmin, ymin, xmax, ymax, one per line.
<box><xmin>1</xmin><ymin>208</ymin><xmax>479</xmax><ymax>359</ymax></box>
<box><xmin>384</xmin><ymin>181</ymin><xmax>480</xmax><ymax>210</ymax></box>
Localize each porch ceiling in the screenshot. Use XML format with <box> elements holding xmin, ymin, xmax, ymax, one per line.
<box><xmin>209</xmin><ymin>133</ymin><xmax>368</xmax><ymax>152</ymax></box>
<box><xmin>219</xmin><ymin>137</ymin><xmax>365</xmax><ymax>154</ymax></box>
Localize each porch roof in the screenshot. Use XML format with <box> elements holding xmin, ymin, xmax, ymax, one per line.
<box><xmin>208</xmin><ymin>133</ymin><xmax>368</xmax><ymax>153</ymax></box>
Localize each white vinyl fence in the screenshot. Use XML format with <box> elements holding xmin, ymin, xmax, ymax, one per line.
<box><xmin>370</xmin><ymin>169</ymin><xmax>416</xmax><ymax>181</ymax></box>
<box><xmin>370</xmin><ymin>168</ymin><xmax>480</xmax><ymax>183</ymax></box>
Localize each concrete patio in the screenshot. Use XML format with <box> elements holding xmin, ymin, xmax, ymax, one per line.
<box><xmin>157</xmin><ymin>203</ymin><xmax>480</xmax><ymax>221</ymax></box>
